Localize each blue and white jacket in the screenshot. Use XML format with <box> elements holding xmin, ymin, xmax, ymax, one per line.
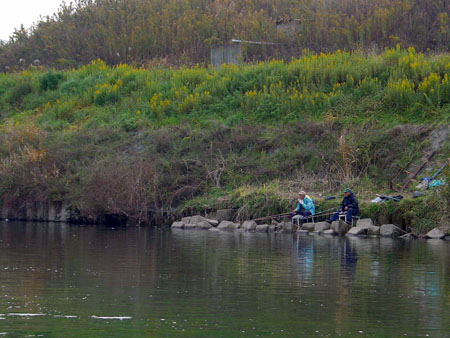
<box><xmin>295</xmin><ymin>196</ymin><xmax>315</xmax><ymax>215</ymax></box>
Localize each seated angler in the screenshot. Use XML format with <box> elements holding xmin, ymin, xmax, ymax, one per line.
<box><xmin>292</xmin><ymin>191</ymin><xmax>315</xmax><ymax>225</ymax></box>
<box><xmin>326</xmin><ymin>188</ymin><xmax>359</xmax><ymax>225</ymax></box>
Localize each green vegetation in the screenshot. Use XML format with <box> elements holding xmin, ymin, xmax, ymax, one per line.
<box><xmin>0</xmin><ymin>47</ymin><xmax>449</xmax><ymax>231</ymax></box>
<box><xmin>0</xmin><ymin>0</ymin><xmax>448</xmax><ymax>70</ymax></box>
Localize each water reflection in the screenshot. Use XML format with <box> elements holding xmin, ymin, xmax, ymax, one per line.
<box><xmin>0</xmin><ymin>221</ymin><xmax>449</xmax><ymax>337</ymax></box>
<box><xmin>341</xmin><ymin>238</ymin><xmax>358</xmax><ymax>272</ymax></box>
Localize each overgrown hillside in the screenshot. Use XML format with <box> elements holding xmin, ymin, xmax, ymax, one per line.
<box><xmin>0</xmin><ymin>0</ymin><xmax>449</xmax><ymax>70</ymax></box>
<box><xmin>0</xmin><ymin>47</ymin><xmax>449</xmax><ymax>231</ymax></box>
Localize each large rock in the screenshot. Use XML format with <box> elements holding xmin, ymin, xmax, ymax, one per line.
<box><xmin>331</xmin><ymin>220</ymin><xmax>350</xmax><ymax>235</ymax></box>
<box><xmin>241</xmin><ymin>220</ymin><xmax>257</xmax><ymax>231</ymax></box>
<box><xmin>181</xmin><ymin>216</ymin><xmax>191</xmax><ymax>224</ymax></box>
<box><xmin>367</xmin><ymin>226</ymin><xmax>381</xmax><ymax>236</ymax></box>
<box><xmin>207</xmin><ymin>219</ymin><xmax>219</xmax><ymax>227</ymax></box>
<box><xmin>268</xmin><ymin>224</ymin><xmax>279</xmax><ymax>232</ymax></box>
<box><xmin>184</xmin><ymin>222</ymin><xmax>197</xmax><ymax>229</ymax></box>
<box><xmin>217</xmin><ymin>221</ymin><xmax>240</xmax><ymax>231</ymax></box>
<box><xmin>256</xmin><ymin>224</ymin><xmax>270</xmax><ymax>233</ymax></box>
<box><xmin>400</xmin><ymin>233</ymin><xmax>417</xmax><ymax>240</ymax></box>
<box><xmin>297</xmin><ymin>229</ymin><xmax>309</xmax><ymax>235</ymax></box>
<box><xmin>216</xmin><ymin>209</ymin><xmax>235</xmax><ymax>222</ymax></box>
<box><xmin>314</xmin><ymin>222</ymin><xmax>330</xmax><ymax>232</ymax></box>
<box><xmin>189</xmin><ymin>215</ymin><xmax>209</xmax><ymax>224</ymax></box>
<box><xmin>380</xmin><ymin>224</ymin><xmax>405</xmax><ymax>237</ymax></box>
<box><xmin>196</xmin><ymin>221</ymin><xmax>212</xmax><ymax>230</ymax></box>
<box><xmin>346</xmin><ymin>227</ymin><xmax>366</xmax><ymax>236</ymax></box>
<box><xmin>301</xmin><ymin>223</ymin><xmax>315</xmax><ymax>232</ymax></box>
<box><xmin>356</xmin><ymin>218</ymin><xmax>374</xmax><ymax>229</ymax></box>
<box><xmin>323</xmin><ymin>229</ymin><xmax>336</xmax><ymax>235</ymax></box>
<box><xmin>171</xmin><ymin>221</ymin><xmax>185</xmax><ymax>229</ymax></box>
<box><xmin>280</xmin><ymin>222</ymin><xmax>297</xmax><ymax>233</ymax></box>
<box><xmin>425</xmin><ymin>228</ymin><xmax>445</xmax><ymax>239</ymax></box>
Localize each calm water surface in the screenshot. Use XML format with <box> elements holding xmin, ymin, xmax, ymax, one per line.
<box><xmin>0</xmin><ymin>221</ymin><xmax>448</xmax><ymax>337</ymax></box>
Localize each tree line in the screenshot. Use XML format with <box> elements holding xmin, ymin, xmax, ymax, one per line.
<box><xmin>0</xmin><ymin>0</ymin><xmax>449</xmax><ymax>70</ymax></box>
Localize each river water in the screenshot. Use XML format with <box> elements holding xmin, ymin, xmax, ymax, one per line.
<box><xmin>0</xmin><ymin>221</ymin><xmax>448</xmax><ymax>337</ymax></box>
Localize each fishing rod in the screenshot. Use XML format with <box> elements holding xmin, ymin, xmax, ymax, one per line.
<box><xmin>293</xmin><ymin>207</ymin><xmax>339</xmax><ymax>221</ymax></box>
<box><xmin>253</xmin><ymin>207</ymin><xmax>338</xmax><ymax>222</ymax></box>
<box><xmin>253</xmin><ymin>212</ymin><xmax>293</xmax><ymax>221</ymax></box>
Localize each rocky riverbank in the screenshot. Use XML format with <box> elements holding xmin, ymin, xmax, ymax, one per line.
<box><xmin>172</xmin><ymin>215</ymin><xmax>450</xmax><ymax>240</ymax></box>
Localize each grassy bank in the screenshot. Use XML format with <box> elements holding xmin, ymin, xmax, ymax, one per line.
<box><xmin>0</xmin><ymin>47</ymin><xmax>449</xmax><ymax>232</ymax></box>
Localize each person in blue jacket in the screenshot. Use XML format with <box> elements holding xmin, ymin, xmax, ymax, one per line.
<box><xmin>292</xmin><ymin>191</ymin><xmax>315</xmax><ymax>224</ymax></box>
<box><xmin>326</xmin><ymin>188</ymin><xmax>359</xmax><ymax>225</ymax></box>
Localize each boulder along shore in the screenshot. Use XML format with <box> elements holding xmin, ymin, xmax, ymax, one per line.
<box><xmin>172</xmin><ymin>215</ymin><xmax>450</xmax><ymax>240</ymax></box>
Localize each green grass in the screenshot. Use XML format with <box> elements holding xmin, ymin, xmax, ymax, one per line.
<box><xmin>0</xmin><ymin>47</ymin><xmax>449</xmax><ymax>231</ymax></box>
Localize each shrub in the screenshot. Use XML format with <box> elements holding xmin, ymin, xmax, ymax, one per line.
<box><xmin>93</xmin><ymin>81</ymin><xmax>121</xmax><ymax>105</ymax></box>
<box><xmin>6</xmin><ymin>81</ymin><xmax>33</xmax><ymax>103</ymax></box>
<box><xmin>39</xmin><ymin>71</ymin><xmax>64</xmax><ymax>91</ymax></box>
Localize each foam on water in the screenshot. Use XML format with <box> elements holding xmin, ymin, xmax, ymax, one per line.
<box><xmin>7</xmin><ymin>313</ymin><xmax>46</xmax><ymax>317</ymax></box>
<box><xmin>91</xmin><ymin>315</ymin><xmax>132</xmax><ymax>320</ymax></box>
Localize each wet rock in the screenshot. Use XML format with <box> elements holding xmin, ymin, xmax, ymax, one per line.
<box><xmin>367</xmin><ymin>226</ymin><xmax>381</xmax><ymax>236</ymax></box>
<box><xmin>171</xmin><ymin>221</ymin><xmax>185</xmax><ymax>229</ymax></box>
<box><xmin>184</xmin><ymin>222</ymin><xmax>197</xmax><ymax>229</ymax></box>
<box><xmin>314</xmin><ymin>222</ymin><xmax>330</xmax><ymax>232</ymax></box>
<box><xmin>256</xmin><ymin>224</ymin><xmax>269</xmax><ymax>233</ymax></box>
<box><xmin>400</xmin><ymin>233</ymin><xmax>417</xmax><ymax>240</ymax></box>
<box><xmin>425</xmin><ymin>228</ymin><xmax>445</xmax><ymax>239</ymax></box>
<box><xmin>330</xmin><ymin>221</ymin><xmax>339</xmax><ymax>231</ymax></box>
<box><xmin>207</xmin><ymin>219</ymin><xmax>219</xmax><ymax>227</ymax></box>
<box><xmin>301</xmin><ymin>223</ymin><xmax>315</xmax><ymax>232</ymax></box>
<box><xmin>280</xmin><ymin>222</ymin><xmax>297</xmax><ymax>233</ymax></box>
<box><xmin>346</xmin><ymin>227</ymin><xmax>366</xmax><ymax>236</ymax></box>
<box><xmin>356</xmin><ymin>218</ymin><xmax>374</xmax><ymax>229</ymax></box>
<box><xmin>216</xmin><ymin>209</ymin><xmax>235</xmax><ymax>222</ymax></box>
<box><xmin>313</xmin><ymin>230</ymin><xmax>322</xmax><ymax>235</ymax></box>
<box><xmin>196</xmin><ymin>221</ymin><xmax>212</xmax><ymax>230</ymax></box>
<box><xmin>323</xmin><ymin>229</ymin><xmax>336</xmax><ymax>235</ymax></box>
<box><xmin>209</xmin><ymin>227</ymin><xmax>220</xmax><ymax>232</ymax></box>
<box><xmin>217</xmin><ymin>220</ymin><xmax>240</xmax><ymax>231</ymax></box>
<box><xmin>331</xmin><ymin>220</ymin><xmax>350</xmax><ymax>235</ymax></box>
<box><xmin>241</xmin><ymin>220</ymin><xmax>257</xmax><ymax>231</ymax></box>
<box><xmin>268</xmin><ymin>224</ymin><xmax>279</xmax><ymax>232</ymax></box>
<box><xmin>380</xmin><ymin>224</ymin><xmax>405</xmax><ymax>237</ymax></box>
<box><xmin>297</xmin><ymin>229</ymin><xmax>309</xmax><ymax>235</ymax></box>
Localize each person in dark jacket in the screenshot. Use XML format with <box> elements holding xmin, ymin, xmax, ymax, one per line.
<box><xmin>326</xmin><ymin>188</ymin><xmax>359</xmax><ymax>225</ymax></box>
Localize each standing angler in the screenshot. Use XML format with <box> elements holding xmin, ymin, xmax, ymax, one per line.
<box><xmin>326</xmin><ymin>188</ymin><xmax>359</xmax><ymax>225</ymax></box>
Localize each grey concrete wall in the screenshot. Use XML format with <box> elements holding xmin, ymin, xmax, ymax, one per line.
<box><xmin>1</xmin><ymin>201</ymin><xmax>73</xmax><ymax>222</ymax></box>
<box><xmin>211</xmin><ymin>44</ymin><xmax>242</xmax><ymax>68</ymax></box>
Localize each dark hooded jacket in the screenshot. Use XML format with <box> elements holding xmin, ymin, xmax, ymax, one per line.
<box><xmin>341</xmin><ymin>193</ymin><xmax>359</xmax><ymax>213</ymax></box>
